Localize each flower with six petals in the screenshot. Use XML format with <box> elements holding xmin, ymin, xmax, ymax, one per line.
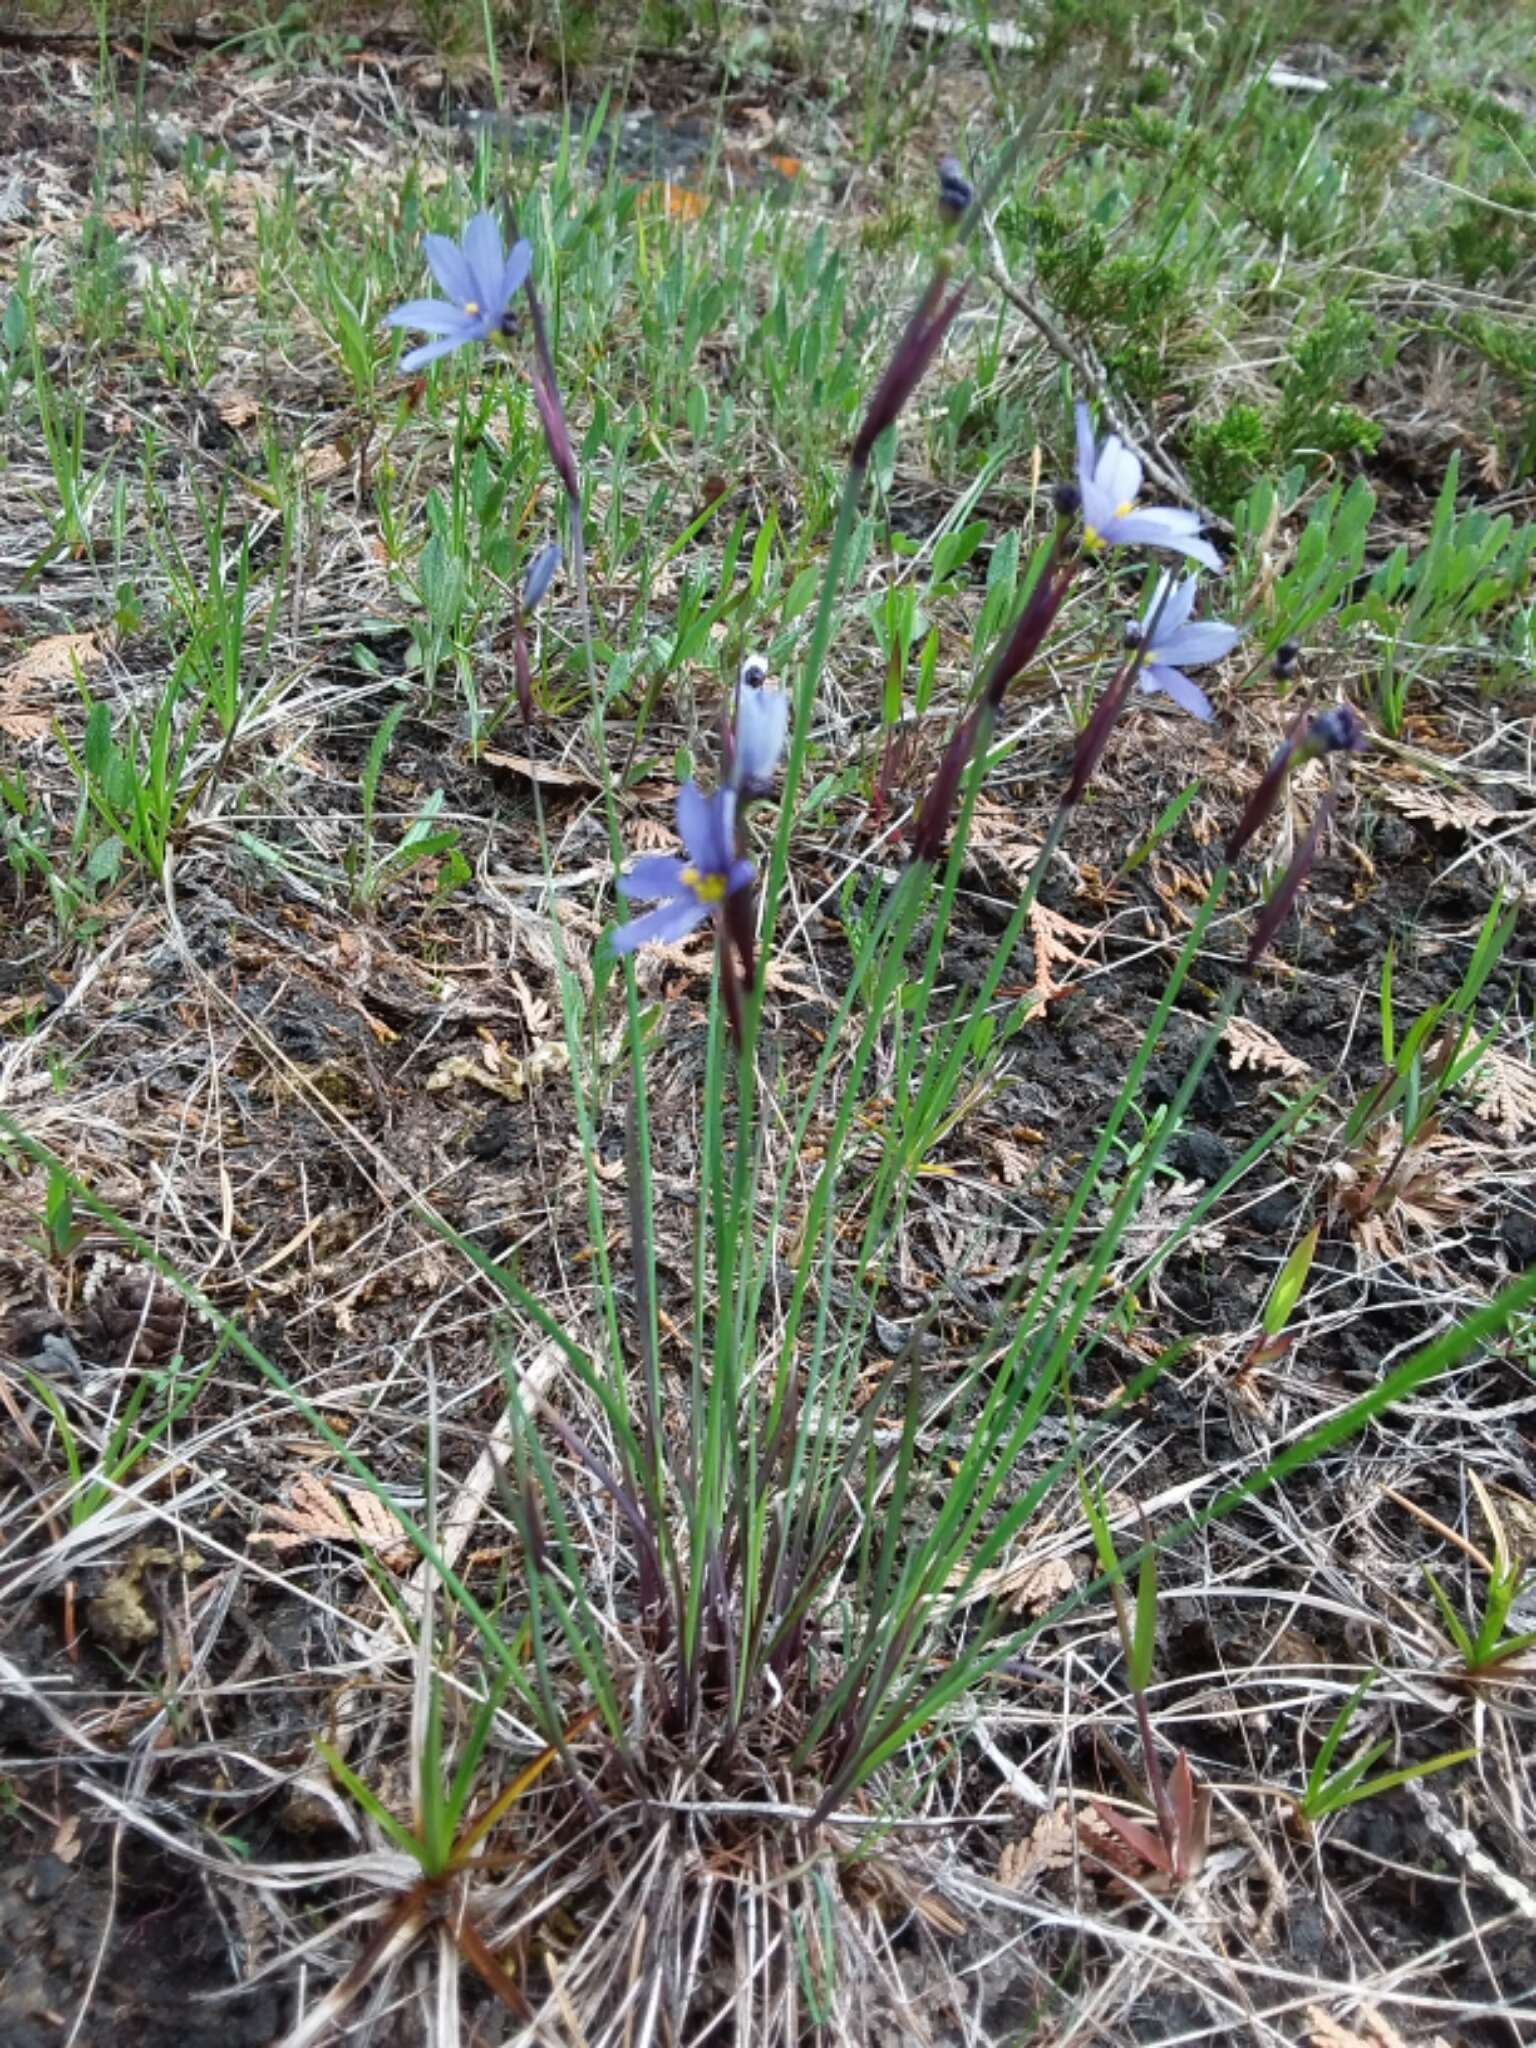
<box><xmin>1075</xmin><ymin>403</ymin><xmax>1221</xmax><ymax>571</ymax></box>
<box><xmin>384</xmin><ymin>212</ymin><xmax>532</xmax><ymax>372</ymax></box>
<box><xmin>611</xmin><ymin>783</ymin><xmax>753</xmax><ymax>954</ymax></box>
<box><xmin>1129</xmin><ymin>573</ymin><xmax>1240</xmax><ymax>721</ymax></box>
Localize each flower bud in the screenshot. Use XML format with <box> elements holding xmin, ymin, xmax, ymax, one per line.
<box><xmin>937</xmin><ymin>154</ymin><xmax>975</xmax><ymax>224</ymax></box>
<box><xmin>525</xmin><ymin>282</ymin><xmax>580</xmax><ymax>506</ymax></box>
<box><xmin>728</xmin><ymin>666</ymin><xmax>789</xmax><ymax>802</ymax></box>
<box><xmin>521</xmin><ymin>541</ymin><xmax>562</xmax><ymax>612</ymax></box>
<box><xmin>851</xmin><ymin>274</ymin><xmax>967</xmax><ymax>469</ymax></box>
<box><xmin>1307</xmin><ymin>704</ymin><xmax>1366</xmax><ymax>756</ymax></box>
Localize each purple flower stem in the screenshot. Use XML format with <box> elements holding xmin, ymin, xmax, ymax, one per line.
<box><xmin>524</xmin><ymin>278</ymin><xmax>581</xmax><ymax>508</ymax></box>
<box><xmin>1243</xmin><ymin>783</ymin><xmax>1340</xmax><ymax>972</ymax></box>
<box><xmin>512</xmin><ymin>615</ymin><xmax>534</xmax><ymax>729</ymax></box>
<box><xmin>717</xmin><ymin>912</ymin><xmax>747</xmax><ymax>1046</ymax></box>
<box><xmin>911</xmin><ymin>525</ymin><xmax>1078</xmax><ymax>866</ymax></box>
<box><xmin>1225</xmin><ymin>707</ymin><xmax>1310</xmax><ymax>862</ymax></box>
<box><xmin>1063</xmin><ymin>571</ymin><xmax>1175</xmax><ymax>808</ymax></box>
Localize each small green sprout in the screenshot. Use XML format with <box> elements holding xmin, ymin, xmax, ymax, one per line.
<box><xmin>1295</xmin><ymin>1673</ymin><xmax>1473</xmax><ymax>1827</ymax></box>
<box><xmin>1239</xmin><ymin>1221</ymin><xmax>1319</xmax><ymax>1375</ymax></box>
<box><xmin>1423</xmin><ymin>1478</ymin><xmax>1536</xmax><ymax>1676</ymax></box>
<box><xmin>315</xmin><ymin>1656</ymin><xmax>590</xmax><ymax>2028</ymax></box>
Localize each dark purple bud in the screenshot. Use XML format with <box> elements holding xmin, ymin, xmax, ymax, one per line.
<box><xmin>937</xmin><ymin>154</ymin><xmax>975</xmax><ymax>224</ymax></box>
<box><xmin>911</xmin><ymin>706</ymin><xmax>984</xmax><ymax>865</ymax></box>
<box><xmin>1225</xmin><ymin>708</ymin><xmax>1309</xmax><ymax>863</ymax></box>
<box><xmin>1051</xmin><ymin>481</ymin><xmax>1082</xmax><ymax>519</ymax></box>
<box><xmin>524</xmin><ymin>280</ymin><xmax>580</xmax><ymax>506</ymax></box>
<box><xmin>1244</xmin><ymin>785</ymin><xmax>1338</xmax><ymax>971</ymax></box>
<box><xmin>512</xmin><ymin>618</ymin><xmax>534</xmax><ymax>727</ymax></box>
<box><xmin>522</xmin><ymin>541</ymin><xmax>562</xmax><ymax>612</ymax></box>
<box><xmin>852</xmin><ymin>273</ymin><xmax>967</xmax><ymax>469</ymax></box>
<box><xmin>1064</xmin><ymin>667</ymin><xmax>1134</xmax><ymax>809</ymax></box>
<box><xmin>1273</xmin><ymin>639</ymin><xmax>1300</xmax><ymax>680</ymax></box>
<box><xmin>1308</xmin><ymin>704</ymin><xmax>1367</xmax><ymax>756</ymax></box>
<box><xmin>1225</xmin><ymin>702</ymin><xmax>1365</xmax><ymax>863</ymax></box>
<box><xmin>980</xmin><ymin>554</ymin><xmax>1075</xmax><ymax>711</ymax></box>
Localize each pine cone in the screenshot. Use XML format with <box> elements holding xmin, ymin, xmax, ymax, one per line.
<box><xmin>79</xmin><ymin>1260</ymin><xmax>186</xmax><ymax>1366</ymax></box>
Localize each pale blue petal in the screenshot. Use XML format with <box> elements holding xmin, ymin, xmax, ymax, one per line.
<box><xmin>502</xmin><ymin>239</ymin><xmax>533</xmax><ymax>301</ymax></box>
<box><xmin>618</xmin><ymin>855</ymin><xmax>687</xmax><ymax>901</ymax></box>
<box><xmin>521</xmin><ymin>542</ymin><xmax>561</xmax><ymax>611</ymax></box>
<box><xmin>1096</xmin><ymin>435</ymin><xmax>1142</xmax><ymax>508</ymax></box>
<box><xmin>609</xmin><ymin>896</ymin><xmax>710</xmax><ymax>954</ymax></box>
<box><xmin>462</xmin><ymin>212</ymin><xmax>506</xmax><ymax>310</ymax></box>
<box><xmin>706</xmin><ymin>788</ymin><xmax>738</xmax><ymax>872</ymax></box>
<box><xmin>384</xmin><ymin>298</ymin><xmax>469</xmax><ymax>335</ymax></box>
<box><xmin>1080</xmin><ymin>476</ymin><xmax>1119</xmax><ymax>537</ymax></box>
<box><xmin>1139</xmin><ymin>570</ymin><xmax>1175</xmax><ymax>638</ymax></box>
<box><xmin>675</xmin><ymin>780</ymin><xmax>712</xmax><ymax>869</ymax></box>
<box><xmin>1141</xmin><ymin>663</ymin><xmax>1212</xmax><ymax>720</ymax></box>
<box><xmin>726</xmin><ymin>857</ymin><xmax>755</xmax><ymax>897</ymax></box>
<box><xmin>734</xmin><ymin>686</ymin><xmax>788</xmax><ymax>788</ymax></box>
<box><xmin>1154</xmin><ymin>620</ymin><xmax>1240</xmax><ymax>668</ymax></box>
<box><xmin>1109</xmin><ymin>510</ymin><xmax>1222</xmax><ymax>571</ymax></box>
<box><xmin>676</xmin><ymin>782</ymin><xmax>736</xmax><ymax>875</ymax></box>
<box><xmin>423</xmin><ymin>233</ymin><xmax>474</xmax><ymax>305</ymax></box>
<box><xmin>399</xmin><ymin>334</ymin><xmax>471</xmax><ymax>371</ymax></box>
<box><xmin>1150</xmin><ymin>573</ymin><xmax>1199</xmax><ymax>640</ymax></box>
<box><xmin>1074</xmin><ymin>402</ymin><xmax>1097</xmax><ymax>490</ymax></box>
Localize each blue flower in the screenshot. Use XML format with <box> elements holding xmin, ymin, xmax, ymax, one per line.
<box><xmin>1307</xmin><ymin>704</ymin><xmax>1367</xmax><ymax>756</ymax></box>
<box><xmin>936</xmin><ymin>154</ymin><xmax>974</xmax><ymax>224</ymax></box>
<box><xmin>1130</xmin><ymin>573</ymin><xmax>1240</xmax><ymax>721</ymax></box>
<box><xmin>1075</xmin><ymin>403</ymin><xmax>1221</xmax><ymax>571</ymax></box>
<box><xmin>521</xmin><ymin>542</ymin><xmax>562</xmax><ymax>612</ymax></box>
<box><xmin>729</xmin><ymin>658</ymin><xmax>789</xmax><ymax>800</ymax></box>
<box><xmin>384</xmin><ymin>212</ymin><xmax>532</xmax><ymax>372</ymax></box>
<box><xmin>611</xmin><ymin>783</ymin><xmax>753</xmax><ymax>954</ymax></box>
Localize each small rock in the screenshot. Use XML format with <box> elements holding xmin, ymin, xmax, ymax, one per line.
<box><xmin>150</xmin><ymin>119</ymin><xmax>190</xmax><ymax>168</ymax></box>
<box><xmin>1503</xmin><ymin>1209</ymin><xmax>1536</xmax><ymax>1269</ymax></box>
<box><xmin>1247</xmin><ymin>1190</ymin><xmax>1299</xmax><ymax>1236</ymax></box>
<box><xmin>1167</xmin><ymin>1128</ymin><xmax>1232</xmax><ymax>1184</ymax></box>
<box><xmin>26</xmin><ymin>1854</ymin><xmax>72</xmax><ymax>1904</ymax></box>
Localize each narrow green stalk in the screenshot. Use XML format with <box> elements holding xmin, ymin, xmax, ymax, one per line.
<box><xmin>751</xmin><ymin>467</ymin><xmax>866</xmax><ymax>985</ymax></box>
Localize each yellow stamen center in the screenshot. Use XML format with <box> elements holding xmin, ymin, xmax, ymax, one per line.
<box><xmin>1115</xmin><ymin>498</ymin><xmax>1134</xmax><ymax>518</ymax></box>
<box><xmin>682</xmin><ymin>865</ymin><xmax>726</xmax><ymax>904</ymax></box>
<box><xmin>463</xmin><ymin>300</ymin><xmax>481</xmax><ymax>316</ymax></box>
<box><xmin>1083</xmin><ymin>526</ymin><xmax>1104</xmax><ymax>550</ymax></box>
